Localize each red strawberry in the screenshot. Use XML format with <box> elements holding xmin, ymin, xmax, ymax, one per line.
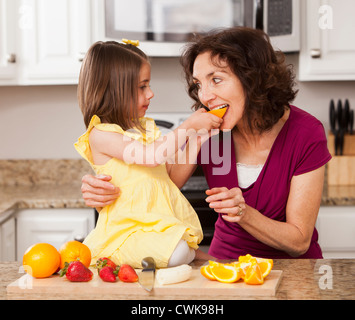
<box><xmin>99</xmin><ymin>266</ymin><xmax>118</xmax><ymax>282</ymax></box>
<box><xmin>118</xmin><ymin>264</ymin><xmax>138</xmax><ymax>282</ymax></box>
<box><xmin>59</xmin><ymin>260</ymin><xmax>93</xmax><ymax>282</ymax></box>
<box><xmin>95</xmin><ymin>257</ymin><xmax>117</xmax><ymax>270</ymax></box>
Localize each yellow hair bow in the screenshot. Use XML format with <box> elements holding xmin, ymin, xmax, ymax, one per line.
<box><xmin>122</xmin><ymin>38</ymin><xmax>140</xmax><ymax>47</ymax></box>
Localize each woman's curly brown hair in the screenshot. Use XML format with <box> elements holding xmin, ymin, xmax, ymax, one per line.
<box><xmin>180</xmin><ymin>27</ymin><xmax>298</xmax><ymax>133</ymax></box>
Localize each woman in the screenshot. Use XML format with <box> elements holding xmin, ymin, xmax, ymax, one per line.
<box><xmin>80</xmin><ymin>27</ymin><xmax>331</xmax><ymax>259</ymax></box>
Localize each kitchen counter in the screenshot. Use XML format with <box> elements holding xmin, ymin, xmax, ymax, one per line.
<box><xmin>1</xmin><ymin>159</ymin><xmax>355</xmax><ymax>220</ymax></box>
<box><xmin>1</xmin><ymin>259</ymin><xmax>354</xmax><ymax>300</ymax></box>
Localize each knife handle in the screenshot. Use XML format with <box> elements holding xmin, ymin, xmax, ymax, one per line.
<box><xmin>141</xmin><ymin>257</ymin><xmax>156</xmax><ymax>271</ymax></box>
<box><xmin>337</xmin><ymin>99</ymin><xmax>343</xmax><ymax>129</ymax></box>
<box><xmin>329</xmin><ymin>99</ymin><xmax>336</xmax><ymax>134</ymax></box>
<box><xmin>350</xmin><ymin>110</ymin><xmax>354</xmax><ymax>134</ymax></box>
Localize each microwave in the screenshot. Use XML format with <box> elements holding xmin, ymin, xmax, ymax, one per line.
<box><xmin>97</xmin><ymin>0</ymin><xmax>300</xmax><ymax>56</ymax></box>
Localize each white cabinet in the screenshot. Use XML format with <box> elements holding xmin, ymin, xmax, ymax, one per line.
<box><xmin>0</xmin><ymin>213</ymin><xmax>16</xmax><ymax>261</ymax></box>
<box><xmin>316</xmin><ymin>206</ymin><xmax>355</xmax><ymax>258</ymax></box>
<box><xmin>0</xmin><ymin>0</ymin><xmax>92</xmax><ymax>85</ymax></box>
<box><xmin>16</xmin><ymin>208</ymin><xmax>95</xmax><ymax>261</ymax></box>
<box><xmin>299</xmin><ymin>0</ymin><xmax>355</xmax><ymax>80</ymax></box>
<box><xmin>0</xmin><ymin>0</ymin><xmax>18</xmax><ymax>84</ymax></box>
<box><xmin>19</xmin><ymin>0</ymin><xmax>92</xmax><ymax>84</ymax></box>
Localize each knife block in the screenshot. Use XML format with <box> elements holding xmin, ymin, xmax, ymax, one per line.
<box><xmin>327</xmin><ymin>132</ymin><xmax>355</xmax><ymax>185</ymax></box>
<box><xmin>327</xmin><ymin>132</ymin><xmax>355</xmax><ymax>156</ymax></box>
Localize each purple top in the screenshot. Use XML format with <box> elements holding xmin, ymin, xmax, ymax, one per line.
<box><xmin>197</xmin><ymin>106</ymin><xmax>331</xmax><ymax>259</ymax></box>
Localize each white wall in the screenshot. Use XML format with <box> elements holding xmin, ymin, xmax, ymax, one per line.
<box><xmin>0</xmin><ymin>55</ymin><xmax>355</xmax><ymax>159</ymax></box>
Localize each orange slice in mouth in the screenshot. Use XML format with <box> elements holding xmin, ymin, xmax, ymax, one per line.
<box><xmin>208</xmin><ymin>105</ymin><xmax>228</xmax><ymax>118</ymax></box>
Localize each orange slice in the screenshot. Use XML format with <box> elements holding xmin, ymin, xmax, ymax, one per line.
<box><xmin>200</xmin><ymin>265</ymin><xmax>216</xmax><ymax>280</ymax></box>
<box><xmin>208</xmin><ymin>260</ymin><xmax>223</xmax><ymax>267</ymax></box>
<box><xmin>255</xmin><ymin>258</ymin><xmax>273</xmax><ymax>278</ymax></box>
<box><xmin>208</xmin><ymin>106</ymin><xmax>228</xmax><ymax>118</ymax></box>
<box><xmin>244</xmin><ymin>262</ymin><xmax>264</xmax><ymax>285</ymax></box>
<box><xmin>210</xmin><ymin>264</ymin><xmax>242</xmax><ymax>283</ymax></box>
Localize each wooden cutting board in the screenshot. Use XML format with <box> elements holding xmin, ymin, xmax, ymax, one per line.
<box><xmin>7</xmin><ymin>269</ymin><xmax>283</xmax><ymax>297</ymax></box>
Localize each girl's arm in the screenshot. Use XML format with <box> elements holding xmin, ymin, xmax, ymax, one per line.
<box><xmin>205</xmin><ymin>166</ymin><xmax>325</xmax><ymax>257</ymax></box>
<box><xmin>89</xmin><ymin>109</ymin><xmax>222</xmax><ymax>167</ymax></box>
<box><xmin>166</xmin><ymin>131</ymin><xmax>212</xmax><ymax>189</ymax></box>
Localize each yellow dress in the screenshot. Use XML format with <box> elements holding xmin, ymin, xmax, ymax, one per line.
<box><xmin>74</xmin><ymin>115</ymin><xmax>203</xmax><ymax>268</ymax></box>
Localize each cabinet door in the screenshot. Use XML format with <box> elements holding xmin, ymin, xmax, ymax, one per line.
<box><xmin>299</xmin><ymin>0</ymin><xmax>355</xmax><ymax>80</ymax></box>
<box><xmin>16</xmin><ymin>208</ymin><xmax>95</xmax><ymax>261</ymax></box>
<box><xmin>19</xmin><ymin>0</ymin><xmax>92</xmax><ymax>84</ymax></box>
<box><xmin>317</xmin><ymin>206</ymin><xmax>355</xmax><ymax>258</ymax></box>
<box><xmin>0</xmin><ymin>217</ymin><xmax>16</xmax><ymax>261</ymax></box>
<box><xmin>0</xmin><ymin>0</ymin><xmax>18</xmax><ymax>84</ymax></box>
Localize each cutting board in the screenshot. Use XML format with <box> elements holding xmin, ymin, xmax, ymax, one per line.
<box><xmin>7</xmin><ymin>269</ymin><xmax>283</xmax><ymax>297</ymax></box>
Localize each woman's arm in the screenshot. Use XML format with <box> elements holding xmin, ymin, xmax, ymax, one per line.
<box><xmin>206</xmin><ymin>166</ymin><xmax>325</xmax><ymax>257</ymax></box>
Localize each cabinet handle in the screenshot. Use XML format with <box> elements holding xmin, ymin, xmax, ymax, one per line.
<box><xmin>7</xmin><ymin>53</ymin><xmax>16</xmax><ymax>63</ymax></box>
<box><xmin>78</xmin><ymin>52</ymin><xmax>86</xmax><ymax>62</ymax></box>
<box><xmin>74</xmin><ymin>235</ymin><xmax>85</xmax><ymax>243</ymax></box>
<box><xmin>310</xmin><ymin>49</ymin><xmax>322</xmax><ymax>59</ymax></box>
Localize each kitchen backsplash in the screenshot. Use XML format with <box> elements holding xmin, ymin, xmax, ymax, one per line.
<box><xmin>0</xmin><ymin>159</ymin><xmax>93</xmax><ymax>186</ymax></box>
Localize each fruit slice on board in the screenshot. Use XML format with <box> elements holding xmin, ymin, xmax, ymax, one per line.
<box><xmin>210</xmin><ymin>264</ymin><xmax>242</xmax><ymax>283</ymax></box>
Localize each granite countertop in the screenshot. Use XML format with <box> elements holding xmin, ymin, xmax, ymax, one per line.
<box><xmin>0</xmin><ymin>159</ymin><xmax>91</xmax><ymax>220</ymax></box>
<box><xmin>1</xmin><ymin>259</ymin><xmax>354</xmax><ymax>300</ymax></box>
<box><xmin>0</xmin><ymin>159</ymin><xmax>354</xmax><ymax>220</ymax></box>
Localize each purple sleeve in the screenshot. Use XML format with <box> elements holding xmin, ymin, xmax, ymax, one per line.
<box><xmin>294</xmin><ymin>123</ymin><xmax>332</xmax><ymax>176</ymax></box>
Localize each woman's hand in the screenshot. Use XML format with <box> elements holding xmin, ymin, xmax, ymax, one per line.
<box><xmin>205</xmin><ymin>187</ymin><xmax>247</xmax><ymax>223</ymax></box>
<box><xmin>81</xmin><ymin>174</ymin><xmax>120</xmax><ymax>209</ymax></box>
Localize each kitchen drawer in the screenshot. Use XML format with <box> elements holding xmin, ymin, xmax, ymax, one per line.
<box><xmin>16</xmin><ymin>208</ymin><xmax>95</xmax><ymax>261</ymax></box>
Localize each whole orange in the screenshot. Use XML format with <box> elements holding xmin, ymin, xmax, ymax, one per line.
<box><xmin>59</xmin><ymin>241</ymin><xmax>91</xmax><ymax>269</ymax></box>
<box><xmin>22</xmin><ymin>243</ymin><xmax>61</xmax><ymax>278</ymax></box>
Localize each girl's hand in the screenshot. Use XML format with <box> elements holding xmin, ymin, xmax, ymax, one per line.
<box><xmin>205</xmin><ymin>187</ymin><xmax>247</xmax><ymax>223</ymax></box>
<box><xmin>185</xmin><ymin>108</ymin><xmax>223</xmax><ymax>132</ymax></box>
<box><xmin>81</xmin><ymin>174</ymin><xmax>120</xmax><ymax>208</ymax></box>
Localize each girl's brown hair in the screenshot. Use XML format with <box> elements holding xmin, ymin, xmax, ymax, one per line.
<box><xmin>181</xmin><ymin>27</ymin><xmax>298</xmax><ymax>133</ymax></box>
<box><xmin>78</xmin><ymin>41</ymin><xmax>149</xmax><ymax>130</ymax></box>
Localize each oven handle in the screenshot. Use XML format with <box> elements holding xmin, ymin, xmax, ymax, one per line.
<box><xmin>154</xmin><ymin>120</ymin><xmax>174</xmax><ymax>129</ymax></box>
<box><xmin>255</xmin><ymin>0</ymin><xmax>264</xmax><ymax>30</ymax></box>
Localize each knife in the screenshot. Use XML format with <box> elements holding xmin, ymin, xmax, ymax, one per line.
<box><xmin>350</xmin><ymin>109</ymin><xmax>354</xmax><ymax>135</ymax></box>
<box><xmin>138</xmin><ymin>257</ymin><xmax>155</xmax><ymax>292</ymax></box>
<box><xmin>336</xmin><ymin>100</ymin><xmax>343</xmax><ymax>155</ymax></box>
<box><xmin>329</xmin><ymin>99</ymin><xmax>336</xmax><ymax>133</ymax></box>
<box><xmin>343</xmin><ymin>99</ymin><xmax>350</xmax><ymax>133</ymax></box>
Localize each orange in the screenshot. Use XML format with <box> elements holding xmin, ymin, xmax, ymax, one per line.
<box><xmin>256</xmin><ymin>258</ymin><xmax>273</xmax><ymax>278</ymax></box>
<box><xmin>23</xmin><ymin>243</ymin><xmax>61</xmax><ymax>278</ymax></box>
<box><xmin>208</xmin><ymin>260</ymin><xmax>222</xmax><ymax>267</ymax></box>
<box><xmin>200</xmin><ymin>265</ymin><xmax>216</xmax><ymax>280</ymax></box>
<box><xmin>208</xmin><ymin>106</ymin><xmax>228</xmax><ymax>118</ymax></box>
<box><xmin>244</xmin><ymin>262</ymin><xmax>264</xmax><ymax>285</ymax></box>
<box><xmin>210</xmin><ymin>264</ymin><xmax>242</xmax><ymax>283</ymax></box>
<box><xmin>237</xmin><ymin>254</ymin><xmax>273</xmax><ymax>279</ymax></box>
<box><xmin>59</xmin><ymin>241</ymin><xmax>91</xmax><ymax>269</ymax></box>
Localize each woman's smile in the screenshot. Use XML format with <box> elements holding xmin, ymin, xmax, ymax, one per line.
<box><xmin>193</xmin><ymin>52</ymin><xmax>245</xmax><ymax>130</ymax></box>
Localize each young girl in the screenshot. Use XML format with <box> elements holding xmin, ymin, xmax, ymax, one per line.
<box><xmin>75</xmin><ymin>40</ymin><xmax>222</xmax><ymax>268</ymax></box>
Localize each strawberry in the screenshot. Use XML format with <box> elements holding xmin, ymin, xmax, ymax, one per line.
<box><xmin>59</xmin><ymin>260</ymin><xmax>93</xmax><ymax>282</ymax></box>
<box><xmin>99</xmin><ymin>266</ymin><xmax>118</xmax><ymax>282</ymax></box>
<box><xmin>95</xmin><ymin>257</ymin><xmax>117</xmax><ymax>271</ymax></box>
<box><xmin>118</xmin><ymin>264</ymin><xmax>138</xmax><ymax>282</ymax></box>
